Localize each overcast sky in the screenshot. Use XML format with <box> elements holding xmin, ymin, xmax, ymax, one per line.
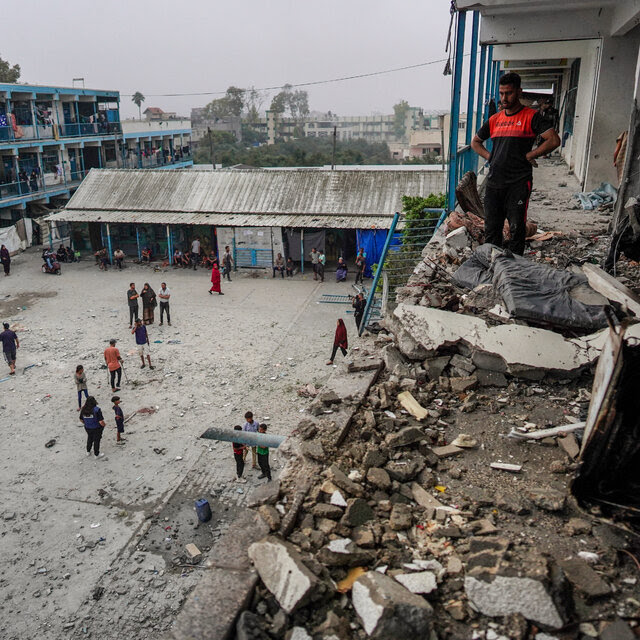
<box><xmin>3</xmin><ymin>0</ymin><xmax>454</xmax><ymax>120</ymax></box>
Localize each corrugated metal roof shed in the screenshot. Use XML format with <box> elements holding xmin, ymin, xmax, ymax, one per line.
<box><xmin>47</xmin><ymin>168</ymin><xmax>446</xmax><ymax>229</ymax></box>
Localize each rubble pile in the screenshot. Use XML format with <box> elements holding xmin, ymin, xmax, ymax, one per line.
<box><xmin>237</xmin><ymin>338</ymin><xmax>639</xmax><ymax>640</ymax></box>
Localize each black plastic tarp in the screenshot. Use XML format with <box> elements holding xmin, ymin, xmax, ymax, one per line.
<box><xmin>453</xmin><ymin>244</ymin><xmax>608</xmax><ymax>331</ymax></box>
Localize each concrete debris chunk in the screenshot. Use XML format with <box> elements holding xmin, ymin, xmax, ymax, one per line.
<box><xmin>326</xmin><ymin>464</ymin><xmax>365</xmax><ymax>497</ymax></box>
<box><xmin>397</xmin><ymin>391</ymin><xmax>428</xmax><ymax>420</ymax></box>
<box><xmin>330</xmin><ymin>490</ymin><xmax>348</xmax><ymax>507</ymax></box>
<box><xmin>248</xmin><ymin>537</ymin><xmax>319</xmax><ymax>613</ymax></box>
<box><xmin>352</xmin><ymin>571</ymin><xmax>434</xmax><ymax>639</ymax></box>
<box><xmin>393</xmin><ymin>571</ymin><xmax>438</xmax><ymax>594</ymax></box>
<box><xmin>185</xmin><ymin>543</ymin><xmax>201</xmax><ymax>560</ymax></box>
<box><xmin>387</xmin><ymin>425</ymin><xmax>424</xmax><ymax>447</ymax></box>
<box><xmin>558</xmin><ymin>558</ymin><xmax>611</xmax><ymax>599</ymax></box>
<box><xmin>287</xmin><ymin>627</ymin><xmax>313</xmax><ymax>640</ymax></box>
<box><xmin>526</xmin><ymin>487</ymin><xmax>566</xmax><ymax>512</ymax></box>
<box><xmin>451</xmin><ymin>433</ymin><xmax>478</xmax><ymax>448</ymax></box>
<box><xmin>431</xmin><ymin>444</ymin><xmax>464</xmax><ymax>458</ymax></box>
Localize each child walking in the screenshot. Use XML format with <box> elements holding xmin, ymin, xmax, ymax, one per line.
<box><xmin>232</xmin><ymin>425</ymin><xmax>247</xmax><ymax>483</ymax></box>
<box><xmin>112</xmin><ymin>395</ymin><xmax>125</xmax><ymax>444</ymax></box>
<box><xmin>257</xmin><ymin>423</ymin><xmax>272</xmax><ymax>482</ymax></box>
<box><xmin>75</xmin><ymin>365</ymin><xmax>88</xmax><ymax>411</ymax></box>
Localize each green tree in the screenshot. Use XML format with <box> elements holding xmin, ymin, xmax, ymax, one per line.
<box><xmin>203</xmin><ymin>86</ymin><xmax>246</xmax><ymax>121</ymax></box>
<box><xmin>132</xmin><ymin>91</ymin><xmax>145</xmax><ymax>120</ymax></box>
<box><xmin>393</xmin><ymin>100</ymin><xmax>410</xmax><ymax>139</ymax></box>
<box><xmin>0</xmin><ymin>54</ymin><xmax>20</xmax><ymax>83</ymax></box>
<box><xmin>244</xmin><ymin>87</ymin><xmax>264</xmax><ymax>124</ymax></box>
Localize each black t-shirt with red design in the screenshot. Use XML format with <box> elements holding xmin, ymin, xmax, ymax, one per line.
<box><xmin>476</xmin><ymin>105</ymin><xmax>551</xmax><ymax>187</ymax></box>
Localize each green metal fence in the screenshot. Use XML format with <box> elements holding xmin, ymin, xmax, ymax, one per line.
<box><xmin>359</xmin><ymin>209</ymin><xmax>447</xmax><ymax>335</ymax></box>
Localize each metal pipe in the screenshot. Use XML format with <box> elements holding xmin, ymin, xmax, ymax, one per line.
<box><xmin>360</xmin><ymin>211</ymin><xmax>400</xmax><ymax>336</ymax></box>
<box><xmin>167</xmin><ymin>225</ymin><xmax>172</xmax><ymax>265</ymax></box>
<box><xmin>483</xmin><ymin>46</ymin><xmax>494</xmax><ymax>123</ymax></box>
<box><xmin>447</xmin><ymin>9</ymin><xmax>466</xmax><ymax>213</ymax></box>
<box><xmin>200</xmin><ymin>427</ymin><xmax>286</xmax><ymax>448</ymax></box>
<box><xmin>300</xmin><ymin>229</ymin><xmax>304</xmax><ymax>274</ymax></box>
<box><xmin>464</xmin><ymin>11</ymin><xmax>479</xmax><ymax>151</ymax></box>
<box><xmin>475</xmin><ymin>43</ymin><xmax>487</xmax><ymax>147</ymax></box>
<box><xmin>135</xmin><ymin>226</ymin><xmax>141</xmax><ymax>260</ymax></box>
<box><xmin>105</xmin><ymin>223</ymin><xmax>113</xmax><ymax>264</ymax></box>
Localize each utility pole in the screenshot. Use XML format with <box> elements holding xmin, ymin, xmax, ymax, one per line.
<box><xmin>207</xmin><ymin>126</ymin><xmax>216</xmax><ymax>170</ymax></box>
<box><xmin>331</xmin><ymin>125</ymin><xmax>337</xmax><ymax>170</ymax></box>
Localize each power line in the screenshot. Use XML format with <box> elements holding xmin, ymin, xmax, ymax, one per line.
<box><xmin>121</xmin><ymin>56</ymin><xmax>452</xmax><ymax>98</ymax></box>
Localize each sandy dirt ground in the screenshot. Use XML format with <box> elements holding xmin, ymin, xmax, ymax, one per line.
<box><xmin>0</xmin><ymin>252</ymin><xmax>362</xmax><ymax>639</ymax></box>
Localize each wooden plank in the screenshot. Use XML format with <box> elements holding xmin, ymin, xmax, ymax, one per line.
<box><xmin>582</xmin><ymin>263</ymin><xmax>640</xmax><ymax>317</ymax></box>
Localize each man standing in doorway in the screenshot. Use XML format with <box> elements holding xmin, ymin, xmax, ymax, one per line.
<box><xmin>127</xmin><ymin>283</ymin><xmax>139</xmax><ymax>329</ymax></box>
<box><xmin>158</xmin><ymin>282</ymin><xmax>171</xmax><ymax>326</ymax></box>
<box><xmin>310</xmin><ymin>247</ymin><xmax>319</xmax><ymax>281</ymax></box>
<box><xmin>191</xmin><ymin>236</ymin><xmax>201</xmax><ymax>270</ymax></box>
<box><xmin>132</xmin><ymin>319</ymin><xmax>154</xmax><ymax>369</ymax></box>
<box><xmin>471</xmin><ymin>72</ymin><xmax>560</xmax><ymax>255</ymax></box>
<box><xmin>222</xmin><ymin>245</ymin><xmax>233</xmax><ymax>282</ymax></box>
<box><xmin>0</xmin><ymin>322</ymin><xmax>19</xmax><ymax>375</ymax></box>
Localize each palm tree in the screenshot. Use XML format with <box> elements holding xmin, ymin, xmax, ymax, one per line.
<box><xmin>132</xmin><ymin>92</ymin><xmax>145</xmax><ymax>120</ymax></box>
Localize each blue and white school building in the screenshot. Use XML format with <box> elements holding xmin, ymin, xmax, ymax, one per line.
<box><xmin>0</xmin><ymin>82</ymin><xmax>192</xmax><ymax>228</ymax></box>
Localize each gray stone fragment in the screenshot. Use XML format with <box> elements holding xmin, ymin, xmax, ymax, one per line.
<box><xmin>257</xmin><ymin>505</ymin><xmax>281</xmax><ymax>531</ymax></box>
<box><xmin>526</xmin><ymin>487</ymin><xmax>566</xmax><ymax>512</ymax></box>
<box><xmin>248</xmin><ymin>537</ymin><xmax>318</xmax><ymax>613</ymax></box>
<box><xmin>300</xmin><ymin>440</ymin><xmax>326</xmax><ymax>461</ymax></box>
<box><xmin>475</xmin><ymin>369</ymin><xmax>508</xmax><ymax>387</ymax></box>
<box><xmin>247</xmin><ymin>480</ymin><xmax>281</xmax><ymax>508</ymax></box>
<box><xmin>363</xmin><ymin>447</ymin><xmax>388</xmax><ymax>469</ymax></box>
<box><xmin>352</xmin><ymin>571</ymin><xmax>434</xmax><ymax>639</ymax></box>
<box><xmin>389</xmin><ymin>503</ymin><xmax>413</xmax><ymax>530</ymax></box>
<box><xmin>326</xmin><ymin>464</ymin><xmax>365</xmax><ymax>497</ymax></box>
<box><xmin>558</xmin><ymin>558</ymin><xmax>611</xmax><ymax>598</ymax></box>
<box><xmin>465</xmin><ymin>558</ymin><xmax>571</xmax><ymax>630</ymax></box>
<box><xmin>599</xmin><ymin>618</ymin><xmax>636</xmax><ymax>640</ymax></box>
<box><xmin>366</xmin><ymin>467</ymin><xmax>391</xmax><ymax>491</ymax></box>
<box><xmin>450</xmin><ymin>375</ymin><xmax>478</xmax><ymax>393</ymax></box>
<box><xmin>450</xmin><ymin>354</ymin><xmax>476</xmax><ymax>374</ymax></box>
<box><xmin>317</xmin><ymin>539</ymin><xmax>376</xmax><ymax>567</ymax></box>
<box><xmin>387</xmin><ymin>426</ymin><xmax>424</xmax><ymax>448</ymax></box>
<box><xmin>311</xmin><ymin>503</ymin><xmax>344</xmax><ymax>520</ymax></box>
<box><xmin>286</xmin><ymin>628</ymin><xmax>312</xmax><ymax>640</ymax></box>
<box><xmin>423</xmin><ymin>356</ymin><xmax>451</xmax><ymax>379</ymax></box>
<box><xmin>342</xmin><ymin>498</ymin><xmax>375</xmax><ymax>527</ymax></box>
<box><xmin>385</xmin><ymin>457</ymin><xmax>425</xmax><ymax>482</ymax></box>
<box><xmin>236</xmin><ymin>611</ymin><xmax>270</xmax><ymax>640</ymax></box>
<box><xmin>394</xmin><ymin>571</ymin><xmax>438</xmax><ymax>594</ymax></box>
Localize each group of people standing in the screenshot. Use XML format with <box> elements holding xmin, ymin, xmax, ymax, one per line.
<box><xmin>231</xmin><ymin>411</ymin><xmax>272</xmax><ymax>483</ymax></box>
<box><xmin>127</xmin><ymin>281</ymin><xmax>171</xmax><ymax>326</ymax></box>
<box><xmin>309</xmin><ymin>247</ymin><xmax>367</xmax><ymax>284</ymax></box>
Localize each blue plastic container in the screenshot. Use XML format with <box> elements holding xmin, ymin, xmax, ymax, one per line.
<box><xmin>194</xmin><ymin>498</ymin><xmax>212</xmax><ymax>522</ymax></box>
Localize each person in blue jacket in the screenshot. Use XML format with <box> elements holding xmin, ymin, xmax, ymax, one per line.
<box><xmin>79</xmin><ymin>396</ymin><xmax>106</xmax><ymax>458</ymax></box>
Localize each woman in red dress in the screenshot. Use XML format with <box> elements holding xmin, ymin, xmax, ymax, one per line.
<box><xmin>209</xmin><ymin>263</ymin><xmax>224</xmax><ymax>295</ymax></box>
<box><xmin>326</xmin><ymin>318</ymin><xmax>348</xmax><ymax>365</ymax></box>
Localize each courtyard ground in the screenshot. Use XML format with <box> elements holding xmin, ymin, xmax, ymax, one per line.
<box><xmin>0</xmin><ymin>252</ymin><xmax>360</xmax><ymax>639</ymax></box>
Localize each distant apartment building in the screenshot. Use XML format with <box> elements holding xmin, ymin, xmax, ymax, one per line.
<box><xmin>190</xmin><ymin>108</ymin><xmax>242</xmax><ymax>146</ymax></box>
<box><xmin>257</xmin><ymin>107</ymin><xmax>426</xmax><ymax>146</ymax></box>
<box><xmin>0</xmin><ymin>83</ymin><xmax>192</xmax><ymax>227</ymax></box>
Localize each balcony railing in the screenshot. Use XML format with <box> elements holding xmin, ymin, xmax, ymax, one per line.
<box><xmin>0</xmin><ymin>121</ymin><xmax>122</xmax><ymax>143</ymax></box>
<box><xmin>0</xmin><ymin>170</ymin><xmax>86</xmax><ymax>203</ymax></box>
<box><xmin>122</xmin><ymin>154</ymin><xmax>193</xmax><ymax>169</ymax></box>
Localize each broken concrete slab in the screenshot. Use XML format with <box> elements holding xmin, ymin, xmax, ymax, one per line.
<box><xmin>393</xmin><ymin>304</ymin><xmax>617</xmax><ymax>378</ymax></box>
<box><xmin>431</xmin><ymin>444</ymin><xmax>464</xmax><ymax>458</ymax></box>
<box><xmin>352</xmin><ymin>571</ymin><xmax>434</xmax><ymax>639</ymax></box>
<box><xmin>317</xmin><ymin>539</ymin><xmax>376</xmax><ymax>567</ymax></box>
<box><xmin>348</xmin><ymin>357</ymin><xmax>384</xmax><ymax>373</ymax></box>
<box><xmin>326</xmin><ymin>464</ymin><xmax>365</xmax><ymax>497</ymax></box>
<box><xmin>526</xmin><ymin>487</ymin><xmax>566</xmax><ymax>512</ymax></box>
<box><xmin>247</xmin><ymin>480</ymin><xmax>281</xmax><ymax>508</ymax></box>
<box><xmin>475</xmin><ymin>369</ymin><xmax>508</xmax><ymax>387</ymax></box>
<box><xmin>248</xmin><ymin>537</ymin><xmax>319</xmax><ymax>613</ymax></box>
<box><xmin>465</xmin><ymin>569</ymin><xmax>569</xmax><ymax>629</ymax></box>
